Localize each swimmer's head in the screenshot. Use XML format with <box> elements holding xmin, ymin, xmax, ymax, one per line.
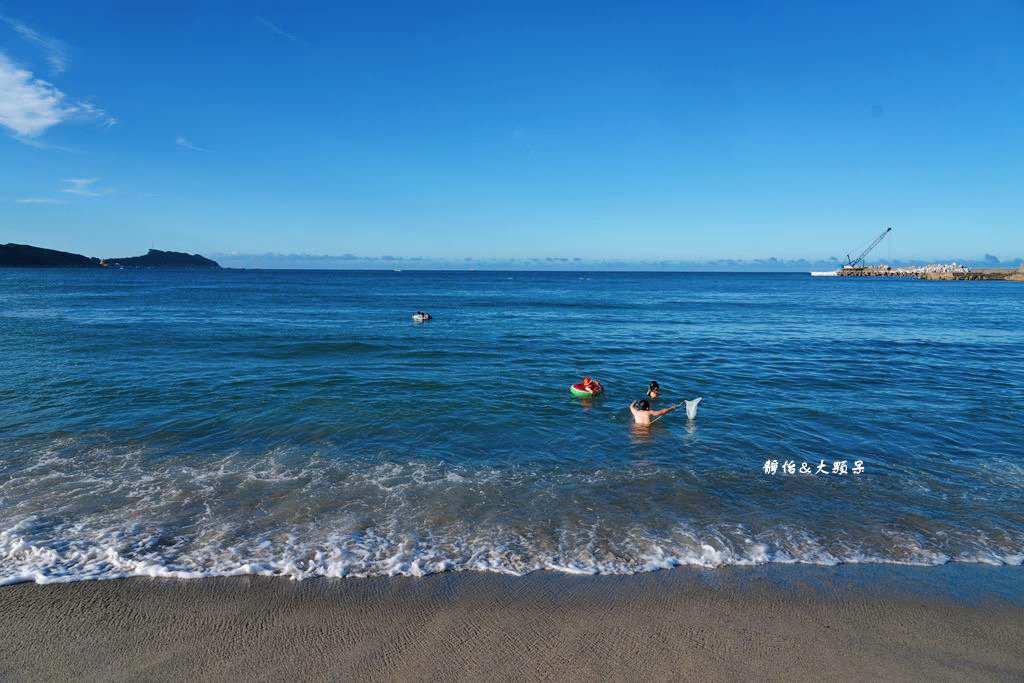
<box><xmin>647</xmin><ymin>381</ymin><xmax>660</xmax><ymax>396</ymax></box>
<box><xmin>637</xmin><ymin>400</ymin><xmax>650</xmax><ymax>410</ymax></box>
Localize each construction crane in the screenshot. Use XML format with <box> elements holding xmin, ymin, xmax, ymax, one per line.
<box><xmin>846</xmin><ymin>227</ymin><xmax>892</xmax><ymax>268</ymax></box>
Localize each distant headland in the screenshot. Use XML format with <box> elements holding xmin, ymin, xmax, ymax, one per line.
<box><xmin>0</xmin><ymin>244</ymin><xmax>221</xmax><ymax>269</ymax></box>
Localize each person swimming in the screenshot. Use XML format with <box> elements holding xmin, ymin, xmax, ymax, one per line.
<box><xmin>629</xmin><ymin>399</ymin><xmax>677</xmax><ymax>425</ymax></box>
<box><xmin>646</xmin><ymin>381</ymin><xmax>660</xmax><ymax>399</ymax></box>
<box><xmin>582</xmin><ymin>377</ymin><xmax>602</xmax><ymax>394</ymax></box>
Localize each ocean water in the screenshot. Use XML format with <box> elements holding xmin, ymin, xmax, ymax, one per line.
<box><xmin>1</xmin><ymin>269</ymin><xmax>1022</xmax><ymax>585</ymax></box>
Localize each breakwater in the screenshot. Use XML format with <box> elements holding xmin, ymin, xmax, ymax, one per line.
<box><xmin>834</xmin><ymin>263</ymin><xmax>1024</xmax><ymax>281</ymax></box>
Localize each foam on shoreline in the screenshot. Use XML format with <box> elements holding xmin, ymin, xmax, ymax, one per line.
<box><xmin>3</xmin><ymin>518</ymin><xmax>1022</xmax><ymax>586</ymax></box>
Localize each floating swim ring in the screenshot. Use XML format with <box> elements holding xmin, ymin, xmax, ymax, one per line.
<box><xmin>570</xmin><ymin>381</ymin><xmax>602</xmax><ymax>397</ymax></box>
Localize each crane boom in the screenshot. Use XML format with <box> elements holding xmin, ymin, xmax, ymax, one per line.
<box><xmin>846</xmin><ymin>227</ymin><xmax>892</xmax><ymax>268</ymax></box>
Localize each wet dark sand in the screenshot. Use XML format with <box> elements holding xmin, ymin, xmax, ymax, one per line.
<box><xmin>1</xmin><ymin>565</ymin><xmax>1022</xmax><ymax>682</ymax></box>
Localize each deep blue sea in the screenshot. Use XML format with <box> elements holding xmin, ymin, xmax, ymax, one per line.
<box><xmin>1</xmin><ymin>269</ymin><xmax>1022</xmax><ymax>584</ymax></box>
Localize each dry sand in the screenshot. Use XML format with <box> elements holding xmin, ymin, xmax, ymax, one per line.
<box><xmin>0</xmin><ymin>565</ymin><xmax>1021</xmax><ymax>682</ymax></box>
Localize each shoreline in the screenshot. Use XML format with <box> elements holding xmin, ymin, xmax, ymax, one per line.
<box><xmin>2</xmin><ymin>564</ymin><xmax>1021</xmax><ymax>681</ymax></box>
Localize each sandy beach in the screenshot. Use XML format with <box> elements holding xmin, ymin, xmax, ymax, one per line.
<box><xmin>1</xmin><ymin>565</ymin><xmax>1021</xmax><ymax>682</ymax></box>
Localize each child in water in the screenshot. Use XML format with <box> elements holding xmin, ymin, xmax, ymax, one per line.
<box><xmin>629</xmin><ymin>399</ymin><xmax>677</xmax><ymax>425</ymax></box>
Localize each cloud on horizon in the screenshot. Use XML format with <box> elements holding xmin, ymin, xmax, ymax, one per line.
<box><xmin>0</xmin><ymin>52</ymin><xmax>115</xmax><ymax>139</ymax></box>
<box><xmin>208</xmin><ymin>252</ymin><xmax>1024</xmax><ymax>271</ymax></box>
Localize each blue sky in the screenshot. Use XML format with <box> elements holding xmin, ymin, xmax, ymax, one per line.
<box><xmin>1</xmin><ymin>1</ymin><xmax>1021</xmax><ymax>268</ymax></box>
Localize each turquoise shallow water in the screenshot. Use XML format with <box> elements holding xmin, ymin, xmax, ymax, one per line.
<box><xmin>1</xmin><ymin>269</ymin><xmax>1022</xmax><ymax>583</ymax></box>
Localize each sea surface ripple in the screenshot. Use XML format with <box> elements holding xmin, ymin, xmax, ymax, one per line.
<box><xmin>1</xmin><ymin>270</ymin><xmax>1022</xmax><ymax>584</ymax></box>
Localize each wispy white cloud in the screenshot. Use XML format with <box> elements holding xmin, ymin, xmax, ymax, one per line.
<box><xmin>15</xmin><ymin>197</ymin><xmax>66</xmax><ymax>204</ymax></box>
<box><xmin>0</xmin><ymin>52</ymin><xmax>116</xmax><ymax>138</ymax></box>
<box><xmin>256</xmin><ymin>16</ymin><xmax>303</xmax><ymax>43</ymax></box>
<box><xmin>9</xmin><ymin>135</ymin><xmax>73</xmax><ymax>151</ymax></box>
<box><xmin>0</xmin><ymin>53</ymin><xmax>66</xmax><ymax>137</ymax></box>
<box><xmin>0</xmin><ymin>14</ymin><xmax>68</xmax><ymax>73</ymax></box>
<box><xmin>89</xmin><ymin>102</ymin><xmax>117</xmax><ymax>129</ymax></box>
<box><xmin>175</xmin><ymin>136</ymin><xmax>206</xmax><ymax>152</ymax></box>
<box><xmin>60</xmin><ymin>178</ymin><xmax>110</xmax><ymax>197</ymax></box>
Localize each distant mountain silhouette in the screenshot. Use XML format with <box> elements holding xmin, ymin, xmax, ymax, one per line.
<box><xmin>0</xmin><ymin>244</ymin><xmax>221</xmax><ymax>269</ymax></box>
<box><xmin>0</xmin><ymin>243</ymin><xmax>100</xmax><ymax>268</ymax></box>
<box><xmin>104</xmin><ymin>249</ymin><xmax>221</xmax><ymax>269</ymax></box>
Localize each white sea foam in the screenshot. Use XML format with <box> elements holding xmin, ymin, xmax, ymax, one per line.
<box><xmin>2</xmin><ymin>440</ymin><xmax>1023</xmax><ymax>586</ymax></box>
<box><xmin>4</xmin><ymin>515</ymin><xmax>1023</xmax><ymax>586</ymax></box>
